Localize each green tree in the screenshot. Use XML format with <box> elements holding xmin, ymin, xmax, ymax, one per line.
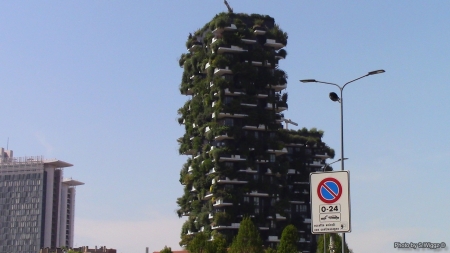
<box><xmin>316</xmin><ymin>234</ymin><xmax>352</xmax><ymax>253</ymax></box>
<box><xmin>229</xmin><ymin>217</ymin><xmax>263</xmax><ymax>253</ymax></box>
<box><xmin>160</xmin><ymin>245</ymin><xmax>173</xmax><ymax>253</ymax></box>
<box><xmin>277</xmin><ymin>224</ymin><xmax>299</xmax><ymax>253</ymax></box>
<box><xmin>212</xmin><ymin>233</ymin><xmax>228</xmax><ymax>253</ymax></box>
<box><xmin>187</xmin><ymin>232</ymin><xmax>212</xmax><ymax>253</ymax></box>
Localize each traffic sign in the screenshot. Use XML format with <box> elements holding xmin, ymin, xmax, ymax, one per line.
<box><xmin>310</xmin><ymin>171</ymin><xmax>351</xmax><ymax>234</ymax></box>
<box><xmin>317</xmin><ymin>177</ymin><xmax>342</xmax><ymax>203</ymax></box>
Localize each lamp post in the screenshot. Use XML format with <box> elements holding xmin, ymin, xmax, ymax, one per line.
<box><xmin>300</xmin><ymin>69</ymin><xmax>385</xmax><ymax>253</ymax></box>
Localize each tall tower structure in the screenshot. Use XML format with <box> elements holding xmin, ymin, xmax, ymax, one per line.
<box><xmin>176</xmin><ymin>12</ymin><xmax>334</xmax><ymax>253</ymax></box>
<box><xmin>0</xmin><ymin>148</ymin><xmax>83</xmax><ymax>253</ymax></box>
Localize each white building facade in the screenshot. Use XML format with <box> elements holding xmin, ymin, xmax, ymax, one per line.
<box><xmin>0</xmin><ymin>148</ymin><xmax>83</xmax><ymax>253</ymax></box>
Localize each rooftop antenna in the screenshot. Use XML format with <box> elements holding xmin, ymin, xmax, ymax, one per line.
<box><xmin>6</xmin><ymin>137</ymin><xmax>9</xmax><ymax>150</ymax></box>
<box><xmin>283</xmin><ymin>119</ymin><xmax>298</xmax><ymax>130</ymax></box>
<box><xmin>224</xmin><ymin>0</ymin><xmax>233</xmax><ymax>13</ymax></box>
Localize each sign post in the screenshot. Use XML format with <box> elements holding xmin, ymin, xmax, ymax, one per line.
<box><xmin>310</xmin><ymin>171</ymin><xmax>351</xmax><ymax>234</ymax></box>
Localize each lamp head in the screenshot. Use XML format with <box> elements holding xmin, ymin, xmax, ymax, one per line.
<box><xmin>329</xmin><ymin>92</ymin><xmax>340</xmax><ymax>102</ymax></box>
<box><xmin>300</xmin><ymin>79</ymin><xmax>317</xmax><ymax>83</ymax></box>
<box><xmin>368</xmin><ymin>69</ymin><xmax>385</xmax><ymax>75</ymax></box>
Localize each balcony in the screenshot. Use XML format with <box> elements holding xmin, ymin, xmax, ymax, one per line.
<box><xmin>205</xmin><ymin>126</ymin><xmax>211</xmax><ymax>133</ymax></box>
<box><xmin>266</xmin><ymin>83</ymin><xmax>287</xmax><ymax>92</ymax></box>
<box><xmin>265</xmin><ymin>103</ymin><xmax>287</xmax><ymax>112</ymax></box>
<box><xmin>314</xmin><ymin>152</ymin><xmax>331</xmax><ymax>159</ymax></box>
<box><xmin>245</xmin><ymin>191</ymin><xmax>269</xmax><ymax>197</ymax></box>
<box><xmin>207</xmin><ymin>167</ymin><xmax>217</xmax><ymax>175</ymax></box>
<box><xmin>266</xmin><ymin>148</ymin><xmax>288</xmax><ymax>156</ymax></box>
<box><xmin>241</xmin><ymin>38</ymin><xmax>256</xmax><ymax>44</ymax></box>
<box><xmin>213</xmin><ymin>198</ymin><xmax>233</xmax><ymax>207</ymax></box>
<box><xmin>267</xmin><ymin>236</ymin><xmax>280</xmax><ymax>242</ymax></box>
<box><xmin>217</xmin><ymin>45</ymin><xmax>247</xmax><ymax>54</ymax></box>
<box><xmin>245</xmin><ymin>60</ymin><xmax>262</xmax><ymax>66</ymax></box>
<box><xmin>211</xmin><ymin>223</ymin><xmax>240</xmax><ymax>230</ymax></box>
<box><xmin>212</xmin><ymin>24</ymin><xmax>237</xmax><ymax>35</ymax></box>
<box><xmin>238</xmin><ymin>167</ymin><xmax>257</xmax><ymax>174</ymax></box>
<box><xmin>287</xmin><ymin>169</ymin><xmax>296</xmax><ymax>175</ymax></box>
<box><xmin>303</xmin><ymin>218</ymin><xmax>311</xmax><ymax>223</ymax></box>
<box><xmin>242</xmin><ymin>124</ymin><xmax>267</xmax><ymax>131</ymax></box>
<box><xmin>203</xmin><ymin>62</ymin><xmax>211</xmax><ymax>73</ymax></box>
<box><xmin>190</xmin><ymin>186</ymin><xmax>197</xmax><ymax>192</ymax></box>
<box><xmin>253</xmin><ymin>28</ymin><xmax>266</xmax><ymax>35</ymax></box>
<box><xmin>212</xmin><ymin>112</ymin><xmax>247</xmax><ymax>119</ymax></box>
<box><xmin>264</xmin><ymin>39</ymin><xmax>285</xmax><ymax>49</ymax></box>
<box><xmin>214</xmin><ymin>88</ymin><xmax>246</xmax><ymax>97</ymax></box>
<box><xmin>188</xmin><ymin>43</ymin><xmax>202</xmax><ymax>52</ymax></box>
<box><xmin>204</xmin><ymin>192</ymin><xmax>214</xmax><ymax>200</ymax></box>
<box><xmin>276</xmin><ymin>213</ymin><xmax>287</xmax><ymax>220</ymax></box>
<box><xmin>215</xmin><ymin>134</ymin><xmax>233</xmax><ymax>141</ymax></box>
<box><xmin>208</xmin><ymin>213</ymin><xmax>214</xmax><ymax>219</ymax></box>
<box><xmin>214</xmin><ymin>67</ymin><xmax>232</xmax><ymax>76</ymax></box>
<box><xmin>240</xmin><ymin>102</ymin><xmax>257</xmax><ymax>108</ymax></box>
<box><xmin>309</xmin><ymin>161</ymin><xmax>324</xmax><ymax>167</ymax></box>
<box><xmin>188</xmin><ymin>166</ymin><xmax>193</xmax><ymax>173</ymax></box>
<box><xmin>218</xmin><ymin>154</ymin><xmax>246</xmax><ymax>162</ymax></box>
<box><xmin>217</xmin><ymin>177</ymin><xmax>248</xmax><ymax>184</ymax></box>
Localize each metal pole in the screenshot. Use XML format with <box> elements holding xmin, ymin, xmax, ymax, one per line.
<box><xmin>340</xmin><ymin>88</ymin><xmax>345</xmax><ymax>253</ymax></box>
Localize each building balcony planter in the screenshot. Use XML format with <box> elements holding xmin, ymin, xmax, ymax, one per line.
<box><xmin>267</xmin><ymin>236</ymin><xmax>280</xmax><ymax>242</ymax></box>
<box><xmin>314</xmin><ymin>152</ymin><xmax>331</xmax><ymax>159</ymax></box>
<box><xmin>211</xmin><ymin>223</ymin><xmax>240</xmax><ymax>230</ymax></box>
<box><xmin>265</xmin><ymin>103</ymin><xmax>287</xmax><ymax>112</ymax></box>
<box><xmin>245</xmin><ymin>191</ymin><xmax>269</xmax><ymax>197</ymax></box>
<box><xmin>212</xmin><ymin>24</ymin><xmax>237</xmax><ymax>35</ymax></box>
<box><xmin>213</xmin><ymin>198</ymin><xmax>233</xmax><ymax>207</ymax></box>
<box><xmin>266</xmin><ymin>148</ymin><xmax>288</xmax><ymax>156</ymax></box>
<box><xmin>212</xmin><ymin>112</ymin><xmax>248</xmax><ymax>119</ymax></box>
<box><xmin>242</xmin><ymin>124</ymin><xmax>267</xmax><ymax>131</ymax></box>
<box><xmin>241</xmin><ymin>38</ymin><xmax>257</xmax><ymax>44</ymax></box>
<box><xmin>238</xmin><ymin>167</ymin><xmax>257</xmax><ymax>174</ymax></box>
<box><xmin>245</xmin><ymin>60</ymin><xmax>262</xmax><ymax>66</ymax></box>
<box><xmin>217</xmin><ymin>177</ymin><xmax>248</xmax><ymax>184</ymax></box>
<box><xmin>204</xmin><ymin>192</ymin><xmax>214</xmax><ymax>200</ymax></box>
<box><xmin>266</xmin><ymin>83</ymin><xmax>287</xmax><ymax>92</ymax></box>
<box><xmin>214</xmin><ymin>88</ymin><xmax>246</xmax><ymax>97</ymax></box>
<box><xmin>218</xmin><ymin>154</ymin><xmax>247</xmax><ymax>162</ymax></box>
<box><xmin>214</xmin><ymin>67</ymin><xmax>232</xmax><ymax>76</ymax></box>
<box><xmin>309</xmin><ymin>160</ymin><xmax>324</xmax><ymax>167</ymax></box>
<box><xmin>217</xmin><ymin>45</ymin><xmax>247</xmax><ymax>54</ymax></box>
<box><xmin>187</xmin><ymin>42</ymin><xmax>202</xmax><ymax>52</ymax></box>
<box><xmin>214</xmin><ymin>133</ymin><xmax>233</xmax><ymax>141</ymax></box>
<box><xmin>264</xmin><ymin>39</ymin><xmax>285</xmax><ymax>49</ymax></box>
<box><xmin>253</xmin><ymin>26</ymin><xmax>266</xmax><ymax>35</ymax></box>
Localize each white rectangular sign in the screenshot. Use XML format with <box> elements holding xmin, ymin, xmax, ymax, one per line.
<box><xmin>310</xmin><ymin>171</ymin><xmax>351</xmax><ymax>234</ymax></box>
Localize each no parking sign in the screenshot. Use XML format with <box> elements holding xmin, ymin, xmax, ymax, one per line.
<box><xmin>310</xmin><ymin>171</ymin><xmax>351</xmax><ymax>234</ymax></box>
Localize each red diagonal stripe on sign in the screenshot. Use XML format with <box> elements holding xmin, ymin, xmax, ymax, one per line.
<box><xmin>322</xmin><ymin>182</ymin><xmax>338</xmax><ymax>198</ymax></box>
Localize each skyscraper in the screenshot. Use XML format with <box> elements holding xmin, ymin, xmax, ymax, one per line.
<box><xmin>0</xmin><ymin>148</ymin><xmax>83</xmax><ymax>253</ymax></box>
<box><xmin>176</xmin><ymin>11</ymin><xmax>334</xmax><ymax>252</ymax></box>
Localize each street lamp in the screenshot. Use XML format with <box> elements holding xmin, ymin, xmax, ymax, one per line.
<box><xmin>300</xmin><ymin>69</ymin><xmax>385</xmax><ymax>253</ymax></box>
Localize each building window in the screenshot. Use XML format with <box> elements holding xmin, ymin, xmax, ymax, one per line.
<box><xmin>254</xmin><ymin>197</ymin><xmax>259</xmax><ymax>205</ymax></box>
<box><xmin>244</xmin><ymin>196</ymin><xmax>249</xmax><ymax>202</ymax></box>
<box><xmin>287</xmin><ymin>147</ymin><xmax>293</xmax><ymax>154</ymax></box>
<box><xmin>269</xmin><ymin>154</ymin><xmax>275</xmax><ymax>162</ymax></box>
<box><xmin>224</xmin><ymin>118</ymin><xmax>234</xmax><ymax>126</ymax></box>
<box><xmin>224</xmin><ymin>96</ymin><xmax>233</xmax><ymax>105</ymax></box>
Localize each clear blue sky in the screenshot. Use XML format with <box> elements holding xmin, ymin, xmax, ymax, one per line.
<box><xmin>1</xmin><ymin>1</ymin><xmax>449</xmax><ymax>252</ymax></box>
